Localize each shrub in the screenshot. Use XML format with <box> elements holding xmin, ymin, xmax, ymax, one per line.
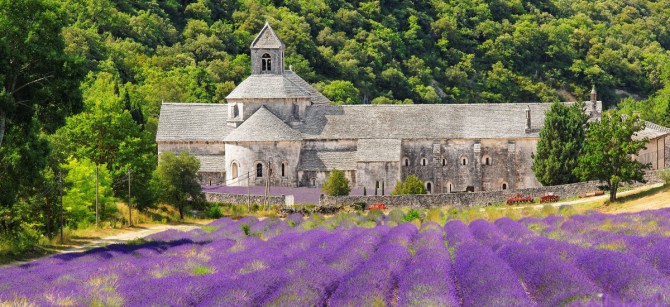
<box><xmin>353</xmin><ymin>202</ymin><xmax>367</xmax><ymax>211</ymax></box>
<box><xmin>392</xmin><ymin>175</ymin><xmax>427</xmax><ymax>195</ymax></box>
<box><xmin>403</xmin><ymin>209</ymin><xmax>422</xmax><ymax>222</ymax></box>
<box><xmin>206</xmin><ymin>203</ymin><xmax>223</xmax><ymax>219</ymax></box>
<box><xmin>659</xmin><ymin>169</ymin><xmax>670</xmax><ymax>185</ymax></box>
<box><xmin>558</xmin><ymin>205</ymin><xmax>577</xmax><ymax>217</ymax></box>
<box><xmin>388</xmin><ymin>209</ymin><xmax>405</xmax><ymax>224</ymax></box>
<box><xmin>425</xmin><ymin>208</ymin><xmax>445</xmax><ymax>225</ymax></box>
<box><xmin>240</xmin><ymin>223</ymin><xmax>250</xmax><ymax>236</ymax></box>
<box><xmin>323</xmin><ymin>169</ymin><xmax>351</xmax><ymax>196</ymax></box>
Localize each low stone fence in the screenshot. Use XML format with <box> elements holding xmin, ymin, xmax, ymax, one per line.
<box><xmin>321</xmin><ymin>181</ymin><xmax>601</xmax><ymax>208</ymax></box>
<box><xmin>205</xmin><ymin>192</ymin><xmax>285</xmax><ymax>206</ymax></box>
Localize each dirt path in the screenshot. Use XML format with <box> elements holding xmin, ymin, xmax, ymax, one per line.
<box><xmin>60</xmin><ymin>224</ymin><xmax>202</xmax><ymax>253</ymax></box>
<box><xmin>2</xmin><ymin>224</ymin><xmax>201</xmax><ymax>268</ymax></box>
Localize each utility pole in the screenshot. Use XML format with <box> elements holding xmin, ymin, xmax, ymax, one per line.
<box><xmin>59</xmin><ymin>170</ymin><xmax>64</xmax><ymax>244</ymax></box>
<box><xmin>95</xmin><ymin>164</ymin><xmax>99</xmax><ymax>228</ymax></box>
<box><xmin>128</xmin><ymin>169</ymin><xmax>132</xmax><ymax>227</ymax></box>
<box><xmin>247</xmin><ymin>171</ymin><xmax>251</xmax><ymax>212</ymax></box>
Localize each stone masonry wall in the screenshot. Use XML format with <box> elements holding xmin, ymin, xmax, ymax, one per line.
<box><xmin>205</xmin><ymin>192</ymin><xmax>285</xmax><ymax>206</ymax></box>
<box><xmin>322</xmin><ymin>181</ymin><xmax>600</xmax><ymax>208</ymax></box>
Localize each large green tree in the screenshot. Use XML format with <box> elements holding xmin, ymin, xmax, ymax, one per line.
<box><xmin>532</xmin><ymin>102</ymin><xmax>589</xmax><ymax>185</ymax></box>
<box><xmin>576</xmin><ymin>113</ymin><xmax>650</xmax><ymax>201</ymax></box>
<box><xmin>153</xmin><ymin>151</ymin><xmax>204</xmax><ymax>219</ymax></box>
<box><xmin>0</xmin><ymin>0</ymin><xmax>83</xmax><ymax>235</ymax></box>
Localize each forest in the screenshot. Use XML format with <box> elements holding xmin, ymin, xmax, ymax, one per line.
<box><xmin>2</xmin><ymin>0</ymin><xmax>670</xmax><ymax>251</ymax></box>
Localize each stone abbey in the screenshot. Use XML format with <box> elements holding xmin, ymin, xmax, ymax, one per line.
<box><xmin>157</xmin><ymin>23</ymin><xmax>670</xmax><ymax>193</ymax></box>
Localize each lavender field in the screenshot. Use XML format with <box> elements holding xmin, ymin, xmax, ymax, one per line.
<box><xmin>3</xmin><ymin>209</ymin><xmax>670</xmax><ymax>306</ymax></box>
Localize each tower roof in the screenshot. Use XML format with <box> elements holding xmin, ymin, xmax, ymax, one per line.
<box><xmin>250</xmin><ymin>22</ymin><xmax>283</xmax><ymax>49</ymax></box>
<box><xmin>223</xmin><ymin>106</ymin><xmax>302</xmax><ymax>142</ymax></box>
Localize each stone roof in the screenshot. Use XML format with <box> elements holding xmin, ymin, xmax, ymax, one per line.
<box><xmin>357</xmin><ymin>139</ymin><xmax>402</xmax><ymax>162</ymax></box>
<box><xmin>224</xmin><ymin>106</ymin><xmax>302</xmax><ymax>142</ymax></box>
<box><xmin>635</xmin><ymin>121</ymin><xmax>670</xmax><ymax>140</ymax></box>
<box><xmin>195</xmin><ymin>155</ymin><xmax>226</xmax><ymax>173</ymax></box>
<box><xmin>284</xmin><ymin>71</ymin><xmax>331</xmax><ymax>105</ymax></box>
<box><xmin>250</xmin><ymin>23</ymin><xmax>283</xmax><ymax>49</ymax></box>
<box><xmin>298</xmin><ymin>150</ymin><xmax>357</xmax><ymax>171</ymax></box>
<box><xmin>298</xmin><ymin>103</ymin><xmax>561</xmax><ymax>140</ymax></box>
<box><xmin>156</xmin><ymin>103</ymin><xmax>233</xmax><ymax>142</ymax></box>
<box><xmin>226</xmin><ymin>74</ymin><xmax>311</xmax><ymax>100</ymax></box>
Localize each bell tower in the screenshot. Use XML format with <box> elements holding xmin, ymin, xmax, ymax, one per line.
<box><xmin>250</xmin><ymin>22</ymin><xmax>284</xmax><ymax>75</ymax></box>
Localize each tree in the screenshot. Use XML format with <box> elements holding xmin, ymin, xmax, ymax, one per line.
<box><xmin>575</xmin><ymin>113</ymin><xmax>650</xmax><ymax>202</ymax></box>
<box><xmin>392</xmin><ymin>175</ymin><xmax>427</xmax><ymax>195</ymax></box>
<box><xmin>321</xmin><ymin>80</ymin><xmax>360</xmax><ymax>105</ymax></box>
<box><xmin>322</xmin><ymin>169</ymin><xmax>351</xmax><ymax>196</ymax></box>
<box><xmin>61</xmin><ymin>157</ymin><xmax>115</xmax><ymax>228</ymax></box>
<box><xmin>0</xmin><ymin>0</ymin><xmax>84</xmax><ymax>236</ymax></box>
<box><xmin>532</xmin><ymin>102</ymin><xmax>589</xmax><ymax>185</ymax></box>
<box><xmin>153</xmin><ymin>151</ymin><xmax>204</xmax><ymax>219</ymax></box>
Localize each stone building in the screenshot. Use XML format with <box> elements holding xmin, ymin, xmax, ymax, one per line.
<box><xmin>156</xmin><ymin>23</ymin><xmax>668</xmax><ymax>193</ymax></box>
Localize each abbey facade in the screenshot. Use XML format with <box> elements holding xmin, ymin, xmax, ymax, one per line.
<box><xmin>156</xmin><ymin>23</ymin><xmax>668</xmax><ymax>194</ymax></box>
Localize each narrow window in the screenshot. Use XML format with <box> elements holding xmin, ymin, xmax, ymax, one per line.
<box><xmin>256</xmin><ymin>163</ymin><xmax>263</xmax><ymax>177</ymax></box>
<box><xmin>261</xmin><ymin>54</ymin><xmax>271</xmax><ymax>71</ymax></box>
<box><xmin>404</xmin><ymin>158</ymin><xmax>409</xmax><ymax>166</ymax></box>
<box><xmin>449</xmin><ymin>183</ymin><xmax>452</xmax><ymax>193</ymax></box>
<box><xmin>502</xmin><ymin>183</ymin><xmax>508</xmax><ymax>190</ymax></box>
<box><xmin>209</xmin><ymin>179</ymin><xmax>212</xmax><ymax>186</ymax></box>
<box><xmin>426</xmin><ymin>182</ymin><xmax>432</xmax><ymax>193</ymax></box>
<box><xmin>461</xmin><ymin>157</ymin><xmax>468</xmax><ymax>165</ymax></box>
<box><xmin>421</xmin><ymin>158</ymin><xmax>427</xmax><ymax>166</ymax></box>
<box><xmin>311</xmin><ymin>178</ymin><xmax>316</xmax><ymax>187</ymax></box>
<box><xmin>442</xmin><ymin>159</ymin><xmax>446</xmax><ymax>166</ymax></box>
<box><xmin>281</xmin><ymin>163</ymin><xmax>286</xmax><ymax>177</ymax></box>
<box><xmin>231</xmin><ymin>162</ymin><xmax>239</xmax><ymax>179</ymax></box>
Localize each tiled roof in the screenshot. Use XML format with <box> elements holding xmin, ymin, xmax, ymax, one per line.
<box><xmin>156</xmin><ymin>103</ymin><xmax>233</xmax><ymax>142</ymax></box>
<box><xmin>226</xmin><ymin>74</ymin><xmax>311</xmax><ymax>100</ymax></box>
<box><xmin>250</xmin><ymin>23</ymin><xmax>283</xmax><ymax>49</ymax></box>
<box><xmin>284</xmin><ymin>71</ymin><xmax>331</xmax><ymax>105</ymax></box>
<box><xmin>357</xmin><ymin>139</ymin><xmax>402</xmax><ymax>162</ymax></box>
<box><xmin>635</xmin><ymin>121</ymin><xmax>670</xmax><ymax>140</ymax></box>
<box><xmin>298</xmin><ymin>103</ymin><xmax>563</xmax><ymax>140</ymax></box>
<box><xmin>223</xmin><ymin>106</ymin><xmax>302</xmax><ymax>142</ymax></box>
<box><xmin>195</xmin><ymin>155</ymin><xmax>226</xmax><ymax>173</ymax></box>
<box><xmin>298</xmin><ymin>150</ymin><xmax>357</xmax><ymax>171</ymax></box>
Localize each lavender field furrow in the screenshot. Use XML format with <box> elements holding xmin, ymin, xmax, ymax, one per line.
<box><xmin>2</xmin><ymin>209</ymin><xmax>670</xmax><ymax>306</ymax></box>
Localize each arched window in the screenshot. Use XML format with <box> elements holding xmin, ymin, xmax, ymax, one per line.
<box><xmin>426</xmin><ymin>182</ymin><xmax>432</xmax><ymax>193</ymax></box>
<box><xmin>232</xmin><ymin>104</ymin><xmax>239</xmax><ymax>118</ymax></box>
<box><xmin>482</xmin><ymin>155</ymin><xmax>491</xmax><ymax>166</ymax></box>
<box><xmin>421</xmin><ymin>158</ymin><xmax>427</xmax><ymax>166</ymax></box>
<box><xmin>261</xmin><ymin>54</ymin><xmax>272</xmax><ymax>71</ymax></box>
<box><xmin>403</xmin><ymin>157</ymin><xmax>409</xmax><ymax>166</ymax></box>
<box><xmin>231</xmin><ymin>162</ymin><xmax>239</xmax><ymax>179</ymax></box>
<box><xmin>502</xmin><ymin>183</ymin><xmax>508</xmax><ymax>190</ymax></box>
<box><xmin>461</xmin><ymin>157</ymin><xmax>468</xmax><ymax>166</ymax></box>
<box><xmin>448</xmin><ymin>183</ymin><xmax>453</xmax><ymax>193</ymax></box>
<box><xmin>256</xmin><ymin>163</ymin><xmax>263</xmax><ymax>177</ymax></box>
<box><xmin>442</xmin><ymin>159</ymin><xmax>446</xmax><ymax>166</ymax></box>
<box><xmin>281</xmin><ymin>162</ymin><xmax>287</xmax><ymax>177</ymax></box>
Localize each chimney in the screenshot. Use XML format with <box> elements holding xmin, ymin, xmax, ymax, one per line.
<box><xmin>590</xmin><ymin>85</ymin><xmax>597</xmax><ymax>102</ymax></box>
<box><xmin>525</xmin><ymin>105</ymin><xmax>531</xmax><ymax>132</ymax></box>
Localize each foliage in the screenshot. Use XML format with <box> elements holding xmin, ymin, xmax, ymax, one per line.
<box><xmin>659</xmin><ymin>169</ymin><xmax>670</xmax><ymax>185</ymax></box>
<box><xmin>576</xmin><ymin>113</ymin><xmax>650</xmax><ymax>201</ymax></box>
<box><xmin>402</xmin><ymin>209</ymin><xmax>422</xmax><ymax>222</ymax></box>
<box><xmin>392</xmin><ymin>175</ymin><xmax>427</xmax><ymax>195</ymax></box>
<box><xmin>319</xmin><ymin>80</ymin><xmax>360</xmax><ymax>105</ymax></box>
<box><xmin>0</xmin><ymin>0</ymin><xmax>84</xmax><ymax>237</ymax></box>
<box><xmin>322</xmin><ymin>169</ymin><xmax>351</xmax><ymax>196</ymax></box>
<box><xmin>532</xmin><ymin>102</ymin><xmax>589</xmax><ymax>185</ymax></box>
<box><xmin>153</xmin><ymin>151</ymin><xmax>205</xmax><ymax>219</ymax></box>
<box><xmin>61</xmin><ymin>157</ymin><xmax>115</xmax><ymax>228</ymax></box>
<box><xmin>205</xmin><ymin>203</ymin><xmax>224</xmax><ymax>219</ymax></box>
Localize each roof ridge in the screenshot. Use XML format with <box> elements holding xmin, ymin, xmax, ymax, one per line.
<box><xmin>250</xmin><ymin>22</ymin><xmax>283</xmax><ymax>49</ymax></box>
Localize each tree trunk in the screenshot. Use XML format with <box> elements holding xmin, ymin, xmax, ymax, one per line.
<box><xmin>609</xmin><ymin>184</ymin><xmax>618</xmax><ymax>202</ymax></box>
<box><xmin>178</xmin><ymin>205</ymin><xmax>184</xmax><ymax>220</ymax></box>
<box><xmin>0</xmin><ymin>115</ymin><xmax>5</xmax><ymax>148</ymax></box>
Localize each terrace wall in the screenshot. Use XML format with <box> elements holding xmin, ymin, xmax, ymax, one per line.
<box><xmin>205</xmin><ymin>192</ymin><xmax>286</xmax><ymax>206</ymax></box>
<box><xmin>321</xmin><ymin>181</ymin><xmax>601</xmax><ymax>208</ymax></box>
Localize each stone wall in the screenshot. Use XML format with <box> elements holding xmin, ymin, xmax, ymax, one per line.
<box><xmin>321</xmin><ymin>181</ymin><xmax>601</xmax><ymax>208</ymax></box>
<box><xmin>205</xmin><ymin>192</ymin><xmax>285</xmax><ymax>206</ymax></box>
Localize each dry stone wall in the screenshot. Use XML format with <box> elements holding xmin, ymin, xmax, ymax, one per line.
<box><xmin>205</xmin><ymin>192</ymin><xmax>285</xmax><ymax>206</ymax></box>
<box><xmin>322</xmin><ymin>181</ymin><xmax>600</xmax><ymax>208</ymax></box>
